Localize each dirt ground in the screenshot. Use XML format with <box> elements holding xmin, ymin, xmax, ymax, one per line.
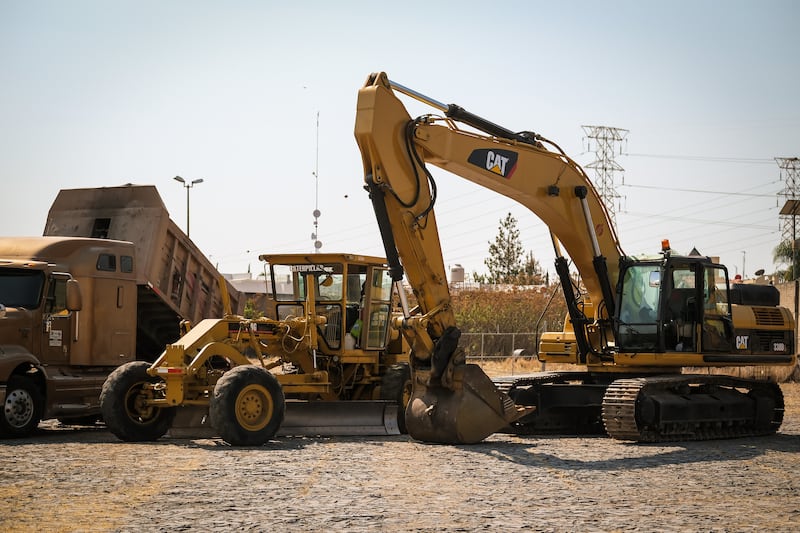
<box><xmin>1</xmin><ymin>384</ymin><xmax>799</xmax><ymax>532</ymax></box>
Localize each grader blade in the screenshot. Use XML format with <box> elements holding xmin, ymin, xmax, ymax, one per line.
<box><xmin>405</xmin><ymin>363</ymin><xmax>532</xmax><ymax>444</ymax></box>
<box><xmin>278</xmin><ymin>401</ymin><xmax>400</xmax><ymax>436</ymax></box>
<box><xmin>163</xmin><ymin>402</ymin><xmax>401</xmax><ymax>439</ymax></box>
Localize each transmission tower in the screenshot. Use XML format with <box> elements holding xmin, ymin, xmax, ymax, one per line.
<box><xmin>582</xmin><ymin>125</ymin><xmax>629</xmax><ymax>229</ymax></box>
<box><xmin>778</xmin><ymin>157</ymin><xmax>800</xmax><ymax>245</ymax></box>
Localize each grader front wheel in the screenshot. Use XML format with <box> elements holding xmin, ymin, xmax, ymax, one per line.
<box><xmin>209</xmin><ymin>365</ymin><xmax>286</xmax><ymax>446</ymax></box>
<box><xmin>100</xmin><ymin>361</ymin><xmax>175</xmax><ymax>442</ymax></box>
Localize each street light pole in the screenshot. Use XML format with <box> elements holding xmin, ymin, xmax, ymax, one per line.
<box><xmin>174</xmin><ymin>176</ymin><xmax>204</xmax><ymax>238</ymax></box>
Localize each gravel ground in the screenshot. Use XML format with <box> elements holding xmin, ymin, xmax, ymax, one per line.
<box><xmin>1</xmin><ymin>384</ymin><xmax>799</xmax><ymax>532</ymax></box>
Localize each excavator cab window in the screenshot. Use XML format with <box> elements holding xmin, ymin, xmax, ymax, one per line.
<box><xmin>663</xmin><ymin>264</ymin><xmax>699</xmax><ymax>352</ymax></box>
<box><xmin>617</xmin><ymin>263</ymin><xmax>661</xmax><ymax>351</ymax></box>
<box><xmin>660</xmin><ymin>261</ymin><xmax>734</xmax><ymax>353</ymax></box>
<box><xmin>701</xmin><ymin>265</ymin><xmax>733</xmax><ymax>352</ymax></box>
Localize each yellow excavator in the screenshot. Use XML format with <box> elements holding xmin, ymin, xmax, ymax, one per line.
<box><xmin>354</xmin><ymin>71</ymin><xmax>795</xmax><ymax>444</ymax></box>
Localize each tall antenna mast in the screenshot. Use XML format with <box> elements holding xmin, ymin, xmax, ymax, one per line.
<box><xmin>582</xmin><ymin>125</ymin><xmax>629</xmax><ymax>231</ymax></box>
<box><xmin>311</xmin><ymin>111</ymin><xmax>322</xmax><ymax>252</ymax></box>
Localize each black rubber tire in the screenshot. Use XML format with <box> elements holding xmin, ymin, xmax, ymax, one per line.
<box><xmin>209</xmin><ymin>365</ymin><xmax>285</xmax><ymax>446</ymax></box>
<box><xmin>0</xmin><ymin>375</ymin><xmax>43</xmax><ymax>438</ymax></box>
<box><xmin>100</xmin><ymin>361</ymin><xmax>175</xmax><ymax>442</ymax></box>
<box><xmin>380</xmin><ymin>363</ymin><xmax>412</xmax><ymax>434</ymax></box>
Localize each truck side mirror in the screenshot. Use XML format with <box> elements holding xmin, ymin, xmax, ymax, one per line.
<box><xmin>66</xmin><ymin>279</ymin><xmax>83</xmax><ymax>312</ymax></box>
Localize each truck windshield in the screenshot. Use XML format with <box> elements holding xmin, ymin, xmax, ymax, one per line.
<box><xmin>0</xmin><ymin>269</ymin><xmax>45</xmax><ymax>309</ymax></box>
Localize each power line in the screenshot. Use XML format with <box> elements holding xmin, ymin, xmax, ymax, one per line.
<box><xmin>620</xmin><ymin>182</ymin><xmax>777</xmax><ymax>198</ymax></box>
<box><xmin>626</xmin><ymin>153</ymin><xmax>774</xmax><ymax>164</ymax></box>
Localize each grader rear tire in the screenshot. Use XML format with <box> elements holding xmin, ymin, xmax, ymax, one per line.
<box><xmin>100</xmin><ymin>361</ymin><xmax>175</xmax><ymax>442</ymax></box>
<box><xmin>209</xmin><ymin>365</ymin><xmax>285</xmax><ymax>446</ymax></box>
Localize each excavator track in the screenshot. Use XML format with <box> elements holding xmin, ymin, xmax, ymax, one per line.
<box><xmin>602</xmin><ymin>375</ymin><xmax>785</xmax><ymax>442</ymax></box>
<box><xmin>494</xmin><ymin>372</ymin><xmax>609</xmax><ymax>435</ymax></box>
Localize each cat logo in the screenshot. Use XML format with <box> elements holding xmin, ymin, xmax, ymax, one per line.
<box><xmin>467</xmin><ymin>149</ymin><xmax>519</xmax><ymax>178</ymax></box>
<box><xmin>735</xmin><ymin>335</ymin><xmax>749</xmax><ymax>350</ymax></box>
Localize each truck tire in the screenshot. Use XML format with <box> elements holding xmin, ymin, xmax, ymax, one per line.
<box><xmin>0</xmin><ymin>375</ymin><xmax>43</xmax><ymax>438</ymax></box>
<box><xmin>209</xmin><ymin>365</ymin><xmax>285</xmax><ymax>446</ymax></box>
<box><xmin>100</xmin><ymin>361</ymin><xmax>175</xmax><ymax>442</ymax></box>
<box><xmin>380</xmin><ymin>363</ymin><xmax>412</xmax><ymax>434</ymax></box>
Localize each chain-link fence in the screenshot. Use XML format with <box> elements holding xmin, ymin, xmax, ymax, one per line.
<box><xmin>460</xmin><ymin>332</ymin><xmax>539</xmax><ymax>362</ymax></box>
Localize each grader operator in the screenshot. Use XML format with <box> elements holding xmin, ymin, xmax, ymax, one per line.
<box><xmin>354</xmin><ymin>72</ymin><xmax>795</xmax><ymax>444</ymax></box>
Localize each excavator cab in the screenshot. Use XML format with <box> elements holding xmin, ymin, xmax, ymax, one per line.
<box><xmin>615</xmin><ymin>254</ymin><xmax>734</xmax><ymax>354</ymax></box>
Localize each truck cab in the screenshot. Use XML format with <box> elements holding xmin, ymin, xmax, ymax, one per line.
<box><xmin>0</xmin><ymin>237</ymin><xmax>138</xmax><ymax>436</ymax></box>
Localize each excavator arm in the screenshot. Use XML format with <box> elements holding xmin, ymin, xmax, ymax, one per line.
<box><xmin>355</xmin><ymin>72</ymin><xmax>623</xmax><ymax>443</ymax></box>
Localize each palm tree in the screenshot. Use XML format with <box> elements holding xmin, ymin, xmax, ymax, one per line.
<box><xmin>773</xmin><ymin>240</ymin><xmax>799</xmax><ymax>282</ymax></box>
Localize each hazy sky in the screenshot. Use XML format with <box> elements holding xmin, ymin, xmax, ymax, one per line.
<box><xmin>1</xmin><ymin>1</ymin><xmax>798</xmax><ymax>281</ymax></box>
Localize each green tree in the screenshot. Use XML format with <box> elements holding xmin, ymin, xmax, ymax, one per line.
<box><xmin>484</xmin><ymin>213</ymin><xmax>524</xmax><ymax>284</ymax></box>
<box><xmin>243</xmin><ymin>298</ymin><xmax>264</xmax><ymax>319</ymax></box>
<box><xmin>516</xmin><ymin>250</ymin><xmax>545</xmax><ymax>285</ymax></box>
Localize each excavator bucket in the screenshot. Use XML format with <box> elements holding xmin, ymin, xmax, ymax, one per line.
<box><xmin>405</xmin><ymin>363</ymin><xmax>531</xmax><ymax>444</ymax></box>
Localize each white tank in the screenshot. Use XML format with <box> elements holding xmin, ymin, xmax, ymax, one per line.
<box><xmin>450</xmin><ymin>264</ymin><xmax>465</xmax><ymax>283</ymax></box>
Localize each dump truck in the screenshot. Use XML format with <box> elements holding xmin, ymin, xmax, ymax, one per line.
<box><xmin>0</xmin><ymin>184</ymin><xmax>240</xmax><ymax>437</ymax></box>
<box><xmin>100</xmin><ymin>252</ymin><xmax>411</xmax><ymax>446</ymax></box>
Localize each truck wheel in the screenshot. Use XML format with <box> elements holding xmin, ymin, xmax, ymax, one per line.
<box><xmin>100</xmin><ymin>361</ymin><xmax>175</xmax><ymax>442</ymax></box>
<box><xmin>380</xmin><ymin>363</ymin><xmax>412</xmax><ymax>434</ymax></box>
<box><xmin>210</xmin><ymin>365</ymin><xmax>285</xmax><ymax>446</ymax></box>
<box><xmin>0</xmin><ymin>375</ymin><xmax>43</xmax><ymax>438</ymax></box>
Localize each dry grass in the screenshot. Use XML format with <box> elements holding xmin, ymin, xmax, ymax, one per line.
<box><xmin>784</xmin><ymin>381</ymin><xmax>800</xmax><ymax>406</ymax></box>
<box><xmin>476</xmin><ymin>357</ymin><xmax>799</xmax><ymax>383</ymax></box>
<box><xmin>476</xmin><ymin>358</ymin><xmax>582</xmax><ymax>377</ymax></box>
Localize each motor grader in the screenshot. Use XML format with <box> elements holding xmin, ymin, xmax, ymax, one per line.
<box><xmin>100</xmin><ymin>253</ymin><xmax>410</xmax><ymax>446</ymax></box>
